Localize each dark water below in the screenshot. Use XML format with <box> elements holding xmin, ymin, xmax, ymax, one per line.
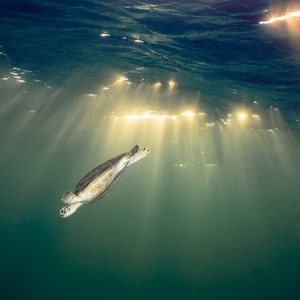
<box><xmin>1</xmin><ymin>1</ymin><xmax>300</xmax><ymax>299</ymax></box>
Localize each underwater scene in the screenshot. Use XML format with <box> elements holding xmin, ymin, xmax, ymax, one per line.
<box><xmin>0</xmin><ymin>1</ymin><xmax>300</xmax><ymax>299</ymax></box>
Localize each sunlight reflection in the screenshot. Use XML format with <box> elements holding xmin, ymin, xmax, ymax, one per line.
<box><xmin>100</xmin><ymin>32</ymin><xmax>111</xmax><ymax>37</ymax></box>
<box><xmin>113</xmin><ymin>109</ymin><xmax>210</xmax><ymax>124</ymax></box>
<box><xmin>115</xmin><ymin>111</ymin><xmax>178</xmax><ymax>122</ymax></box>
<box><xmin>114</xmin><ymin>76</ymin><xmax>131</xmax><ymax>85</ymax></box>
<box><xmin>237</xmin><ymin>112</ymin><xmax>248</xmax><ymax>121</ymax></box>
<box><xmin>260</xmin><ymin>10</ymin><xmax>300</xmax><ymax>24</ymax></box>
<box><xmin>260</xmin><ymin>6</ymin><xmax>300</xmax><ymax>49</ymax></box>
<box><xmin>180</xmin><ymin>111</ymin><xmax>196</xmax><ymax>118</ymax></box>
<box><xmin>168</xmin><ymin>80</ymin><xmax>176</xmax><ymax>90</ymax></box>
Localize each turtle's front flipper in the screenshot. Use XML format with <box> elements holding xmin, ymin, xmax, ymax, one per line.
<box><xmin>129</xmin><ymin>145</ymin><xmax>139</xmax><ymax>156</ymax></box>
<box><xmin>61</xmin><ymin>191</ymin><xmax>81</xmax><ymax>204</ymax></box>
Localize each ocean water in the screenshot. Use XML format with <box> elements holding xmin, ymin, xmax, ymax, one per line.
<box><xmin>1</xmin><ymin>1</ymin><xmax>300</xmax><ymax>299</ymax></box>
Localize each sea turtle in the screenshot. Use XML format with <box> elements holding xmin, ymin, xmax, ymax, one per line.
<box><xmin>59</xmin><ymin>145</ymin><xmax>150</xmax><ymax>218</ymax></box>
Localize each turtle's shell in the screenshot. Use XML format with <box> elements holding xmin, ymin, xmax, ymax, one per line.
<box><xmin>74</xmin><ymin>152</ymin><xmax>126</xmax><ymax>194</ymax></box>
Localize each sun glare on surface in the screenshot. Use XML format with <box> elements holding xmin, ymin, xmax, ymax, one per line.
<box><xmin>114</xmin><ymin>76</ymin><xmax>130</xmax><ymax>85</ymax></box>
<box><xmin>168</xmin><ymin>80</ymin><xmax>176</xmax><ymax>90</ymax></box>
<box><xmin>260</xmin><ymin>10</ymin><xmax>300</xmax><ymax>24</ymax></box>
<box><xmin>180</xmin><ymin>111</ymin><xmax>196</xmax><ymax>118</ymax></box>
<box><xmin>114</xmin><ymin>111</ymin><xmax>177</xmax><ymax>122</ymax></box>
<box><xmin>238</xmin><ymin>112</ymin><xmax>248</xmax><ymax>121</ymax></box>
<box><xmin>259</xmin><ymin>5</ymin><xmax>300</xmax><ymax>48</ymax></box>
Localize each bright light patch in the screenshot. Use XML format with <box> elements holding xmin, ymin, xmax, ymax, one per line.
<box><xmin>114</xmin><ymin>109</ymin><xmax>202</xmax><ymax>123</ymax></box>
<box><xmin>86</xmin><ymin>93</ymin><xmax>96</xmax><ymax>97</ymax></box>
<box><xmin>260</xmin><ymin>10</ymin><xmax>300</xmax><ymax>24</ymax></box>
<box><xmin>252</xmin><ymin>114</ymin><xmax>260</xmax><ymax>120</ymax></box>
<box><xmin>181</xmin><ymin>111</ymin><xmax>196</xmax><ymax>118</ymax></box>
<box><xmin>238</xmin><ymin>112</ymin><xmax>248</xmax><ymax>121</ymax></box>
<box><xmin>100</xmin><ymin>32</ymin><xmax>110</xmax><ymax>37</ymax></box>
<box><xmin>115</xmin><ymin>111</ymin><xmax>178</xmax><ymax>122</ymax></box>
<box><xmin>118</xmin><ymin>76</ymin><xmax>128</xmax><ymax>82</ymax></box>
<box><xmin>114</xmin><ymin>76</ymin><xmax>130</xmax><ymax>85</ymax></box>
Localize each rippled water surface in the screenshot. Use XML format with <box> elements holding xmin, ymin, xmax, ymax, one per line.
<box><xmin>1</xmin><ymin>1</ymin><xmax>300</xmax><ymax>299</ymax></box>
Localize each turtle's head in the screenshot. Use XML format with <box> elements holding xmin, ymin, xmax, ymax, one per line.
<box><xmin>59</xmin><ymin>203</ymin><xmax>83</xmax><ymax>218</ymax></box>
<box><xmin>138</xmin><ymin>147</ymin><xmax>150</xmax><ymax>158</ymax></box>
<box><xmin>128</xmin><ymin>147</ymin><xmax>150</xmax><ymax>165</ymax></box>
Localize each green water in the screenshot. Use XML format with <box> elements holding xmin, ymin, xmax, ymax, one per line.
<box><xmin>1</xmin><ymin>80</ymin><xmax>300</xmax><ymax>299</ymax></box>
